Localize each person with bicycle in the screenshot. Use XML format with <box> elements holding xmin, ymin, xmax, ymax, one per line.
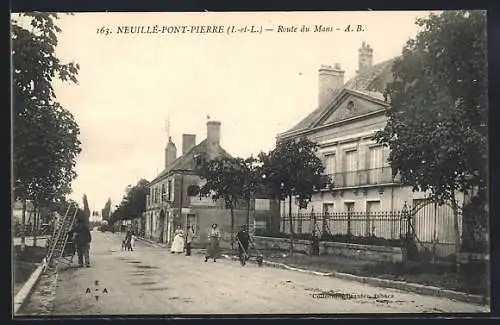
<box><xmin>235</xmin><ymin>224</ymin><xmax>250</xmax><ymax>266</ymax></box>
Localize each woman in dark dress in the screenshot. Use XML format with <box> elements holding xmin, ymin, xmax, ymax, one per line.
<box><xmin>205</xmin><ymin>223</ymin><xmax>221</xmax><ymax>262</ymax></box>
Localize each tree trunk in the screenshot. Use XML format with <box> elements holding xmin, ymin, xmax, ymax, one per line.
<box><xmin>246</xmin><ymin>198</ymin><xmax>251</xmax><ymax>229</ymax></box>
<box><xmin>229</xmin><ymin>199</ymin><xmax>236</xmax><ymax>250</ymax></box>
<box><xmin>21</xmin><ymin>199</ymin><xmax>27</xmax><ymax>251</ymax></box>
<box><xmin>288</xmin><ymin>195</ymin><xmax>294</xmax><ymax>256</ymax></box>
<box><xmin>230</xmin><ymin>205</ymin><xmax>235</xmax><ymax>251</ymax></box>
<box><xmin>451</xmin><ymin>193</ymin><xmax>461</xmax><ymax>273</ymax></box>
<box><xmin>33</xmin><ymin>203</ymin><xmax>38</xmax><ymax>247</ymax></box>
<box><xmin>460</xmin><ymin>188</ymin><xmax>480</xmax><ymax>253</ymax></box>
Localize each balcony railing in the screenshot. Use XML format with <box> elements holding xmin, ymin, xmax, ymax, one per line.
<box><xmin>327</xmin><ymin>167</ymin><xmax>400</xmax><ymax>188</ymax></box>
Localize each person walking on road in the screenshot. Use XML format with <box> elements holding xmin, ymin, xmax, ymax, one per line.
<box><xmin>236</xmin><ymin>224</ymin><xmax>250</xmax><ymax>266</ymax></box>
<box><xmin>185</xmin><ymin>225</ymin><xmax>196</xmax><ymax>256</ymax></box>
<box><xmin>125</xmin><ymin>226</ymin><xmax>134</xmax><ymax>251</ymax></box>
<box><xmin>171</xmin><ymin>226</ymin><xmax>185</xmax><ymax>254</ymax></box>
<box><xmin>205</xmin><ymin>223</ymin><xmax>221</xmax><ymax>262</ymax></box>
<box><xmin>73</xmin><ymin>219</ymin><xmax>92</xmax><ymax>267</ymax></box>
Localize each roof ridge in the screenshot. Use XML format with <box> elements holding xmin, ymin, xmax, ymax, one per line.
<box><xmin>280</xmin><ymin>56</ymin><xmax>398</xmax><ymax>136</ymax></box>
<box><xmin>149</xmin><ymin>138</ymin><xmax>232</xmax><ymax>185</ymax></box>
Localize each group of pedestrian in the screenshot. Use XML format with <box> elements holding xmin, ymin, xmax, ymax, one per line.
<box><xmin>168</xmin><ymin>223</ymin><xmax>223</xmax><ymax>262</ymax></box>
<box><xmin>117</xmin><ymin>222</ymin><xmax>252</xmax><ymax>266</ymax></box>
<box><xmin>170</xmin><ymin>225</ymin><xmax>196</xmax><ymax>255</ymax></box>
<box><xmin>123</xmin><ymin>227</ymin><xmax>136</xmax><ymax>251</ymax></box>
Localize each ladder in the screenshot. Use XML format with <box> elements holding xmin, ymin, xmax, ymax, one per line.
<box><xmin>46</xmin><ymin>203</ymin><xmax>78</xmax><ymax>268</ymax></box>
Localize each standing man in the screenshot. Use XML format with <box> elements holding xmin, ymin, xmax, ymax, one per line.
<box><xmin>185</xmin><ymin>225</ymin><xmax>196</xmax><ymax>256</ymax></box>
<box><xmin>73</xmin><ymin>219</ymin><xmax>92</xmax><ymax>267</ymax></box>
<box><xmin>125</xmin><ymin>226</ymin><xmax>134</xmax><ymax>251</ymax></box>
<box><xmin>235</xmin><ymin>224</ymin><xmax>250</xmax><ymax>266</ymax></box>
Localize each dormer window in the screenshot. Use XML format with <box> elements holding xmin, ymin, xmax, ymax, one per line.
<box><xmin>347</xmin><ymin>100</ymin><xmax>355</xmax><ymax>110</ymax></box>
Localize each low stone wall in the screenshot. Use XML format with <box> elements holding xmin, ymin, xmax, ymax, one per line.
<box><xmin>253</xmin><ymin>236</ymin><xmax>403</xmax><ymax>263</ymax></box>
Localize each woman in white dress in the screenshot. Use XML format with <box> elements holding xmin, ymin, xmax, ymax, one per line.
<box><xmin>170</xmin><ymin>226</ymin><xmax>185</xmax><ymax>254</ymax></box>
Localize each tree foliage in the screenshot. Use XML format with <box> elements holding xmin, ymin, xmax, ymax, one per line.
<box><xmin>82</xmin><ymin>194</ymin><xmax>90</xmax><ymax>226</ymax></box>
<box><xmin>109</xmin><ymin>179</ymin><xmax>149</xmax><ymax>224</ymax></box>
<box><xmin>259</xmin><ymin>137</ymin><xmax>330</xmax><ymax>254</ymax></box>
<box><xmin>12</xmin><ymin>12</ymin><xmax>81</xmax><ymax>209</ymax></box>
<box><xmin>101</xmin><ymin>198</ymin><xmax>112</xmax><ymax>221</ymax></box>
<box><xmin>373</xmin><ymin>10</ymin><xmax>487</xmax><ymax>205</ymax></box>
<box><xmin>196</xmin><ymin>156</ymin><xmax>261</xmax><ymax>210</ymax></box>
<box><xmin>260</xmin><ymin>137</ymin><xmax>329</xmax><ymax>208</ymax></box>
<box><xmin>196</xmin><ymin>156</ymin><xmax>252</xmax><ymax>247</ymax></box>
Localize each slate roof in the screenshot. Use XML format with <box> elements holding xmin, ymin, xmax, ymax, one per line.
<box><xmin>283</xmin><ymin>57</ymin><xmax>397</xmax><ymax>136</ymax></box>
<box><xmin>149</xmin><ymin>139</ymin><xmax>232</xmax><ymax>185</ymax></box>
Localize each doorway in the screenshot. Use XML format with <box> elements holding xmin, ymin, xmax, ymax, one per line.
<box><xmin>366</xmin><ymin>200</ymin><xmax>381</xmax><ymax>236</ymax></box>
<box><xmin>345</xmin><ymin>202</ymin><xmax>355</xmax><ymax>236</ymax></box>
<box><xmin>159</xmin><ymin>210</ymin><xmax>165</xmax><ymax>243</ymax></box>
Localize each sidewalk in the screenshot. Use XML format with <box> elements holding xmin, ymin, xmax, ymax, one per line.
<box><xmin>222</xmin><ymin>251</ymin><xmax>489</xmax><ymax>306</ymax></box>
<box><xmin>136</xmin><ymin>236</ymin><xmax>168</xmax><ymax>248</ymax></box>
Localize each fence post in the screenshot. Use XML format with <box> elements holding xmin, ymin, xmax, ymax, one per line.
<box><xmin>297</xmin><ymin>213</ymin><xmax>302</xmax><ymax>235</ymax></box>
<box><xmin>322</xmin><ymin>213</ymin><xmax>327</xmax><ymax>238</ymax></box>
<box><xmin>347</xmin><ymin>212</ymin><xmax>352</xmax><ymax>238</ymax></box>
<box><xmin>365</xmin><ymin>211</ymin><xmax>371</xmax><ymax>236</ymax></box>
<box><xmin>310</xmin><ymin>212</ymin><xmax>320</xmax><ymax>256</ymax></box>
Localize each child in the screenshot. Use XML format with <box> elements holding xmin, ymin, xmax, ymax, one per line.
<box><xmin>131</xmin><ymin>234</ymin><xmax>136</xmax><ymax>248</ymax></box>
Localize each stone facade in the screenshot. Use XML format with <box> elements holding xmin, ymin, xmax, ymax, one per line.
<box><xmin>143</xmin><ymin>120</ymin><xmax>280</xmax><ymax>245</ymax></box>
<box><xmin>275</xmin><ymin>43</ymin><xmax>463</xmax><ymax>252</ymax></box>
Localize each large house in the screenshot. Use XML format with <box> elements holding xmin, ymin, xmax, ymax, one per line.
<box><xmin>276</xmin><ymin>42</ymin><xmax>463</xmax><ymax>256</ymax></box>
<box><xmin>143</xmin><ymin>120</ymin><xmax>279</xmax><ymax>246</ymax></box>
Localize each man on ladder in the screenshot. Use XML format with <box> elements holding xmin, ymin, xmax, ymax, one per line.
<box><xmin>71</xmin><ymin>218</ymin><xmax>92</xmax><ymax>268</ymax></box>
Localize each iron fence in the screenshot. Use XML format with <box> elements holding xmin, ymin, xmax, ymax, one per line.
<box><xmin>278</xmin><ymin>211</ymin><xmax>407</xmax><ymax>240</ymax></box>
<box><xmin>252</xmin><ymin>204</ymin><xmax>463</xmax><ymax>259</ymax></box>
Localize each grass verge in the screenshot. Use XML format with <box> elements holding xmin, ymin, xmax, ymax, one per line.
<box><xmin>256</xmin><ymin>250</ymin><xmax>489</xmax><ymax>296</ymax></box>
<box><xmin>13</xmin><ymin>245</ymin><xmax>47</xmax><ymax>296</ymax></box>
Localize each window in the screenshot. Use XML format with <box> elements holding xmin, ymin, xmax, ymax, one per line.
<box><xmin>344</xmin><ymin>149</ymin><xmax>357</xmax><ymax>186</ymax></box>
<box><xmin>161</xmin><ymin>184</ymin><xmax>166</xmax><ymax>202</ymax></box>
<box><xmin>324</xmin><ymin>154</ymin><xmax>336</xmax><ymax>175</ymax></box>
<box><xmin>369</xmin><ymin>146</ymin><xmax>383</xmax><ymax>169</ymax></box>
<box><xmin>366</xmin><ymin>201</ymin><xmax>380</xmax><ymax>213</ymax></box>
<box><xmin>347</xmin><ymin>100</ymin><xmax>354</xmax><ymax>110</ymax></box>
<box><xmin>168</xmin><ymin>180</ymin><xmax>172</xmax><ymax>201</ymax></box>
<box><xmin>345</xmin><ymin>202</ymin><xmax>355</xmax><ymax>213</ymax></box>
<box><xmin>344</xmin><ymin>149</ymin><xmax>357</xmax><ymax>171</ymax></box>
<box><xmin>368</xmin><ymin>146</ymin><xmax>383</xmax><ymax>183</ymax></box>
<box><xmin>323</xmin><ymin>203</ymin><xmax>334</xmax><ymax>215</ymax></box>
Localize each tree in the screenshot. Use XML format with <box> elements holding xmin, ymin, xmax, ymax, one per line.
<box><xmin>241</xmin><ymin>157</ymin><xmax>264</xmax><ymax>228</ymax></box>
<box><xmin>109</xmin><ymin>179</ymin><xmax>149</xmax><ymax>225</ymax></box>
<box><xmin>101</xmin><ymin>198</ymin><xmax>112</xmax><ymax>221</ymax></box>
<box><xmin>82</xmin><ymin>194</ymin><xmax>90</xmax><ymax>227</ymax></box>
<box><xmin>260</xmin><ymin>137</ymin><xmax>330</xmax><ymax>255</ymax></box>
<box><xmin>196</xmin><ymin>156</ymin><xmax>249</xmax><ymax>250</ymax></box>
<box><xmin>12</xmin><ymin>13</ymin><xmax>81</xmax><ymax>250</ymax></box>
<box><xmin>373</xmin><ymin>11</ymin><xmax>488</xmax><ymax>260</ymax></box>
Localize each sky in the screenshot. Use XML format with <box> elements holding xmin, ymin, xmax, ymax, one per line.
<box><xmin>41</xmin><ymin>11</ymin><xmax>435</xmax><ymax>213</ymax></box>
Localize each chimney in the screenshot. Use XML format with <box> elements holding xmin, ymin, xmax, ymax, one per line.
<box><xmin>165</xmin><ymin>137</ymin><xmax>177</xmax><ymax>169</ymax></box>
<box><xmin>206</xmin><ymin>121</ymin><xmax>221</xmax><ymax>160</ymax></box>
<box><xmin>182</xmin><ymin>134</ymin><xmax>196</xmax><ymax>155</ymax></box>
<box><xmin>358</xmin><ymin>41</ymin><xmax>373</xmax><ymax>74</ymax></box>
<box><xmin>318</xmin><ymin>63</ymin><xmax>345</xmax><ymax>107</ymax></box>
